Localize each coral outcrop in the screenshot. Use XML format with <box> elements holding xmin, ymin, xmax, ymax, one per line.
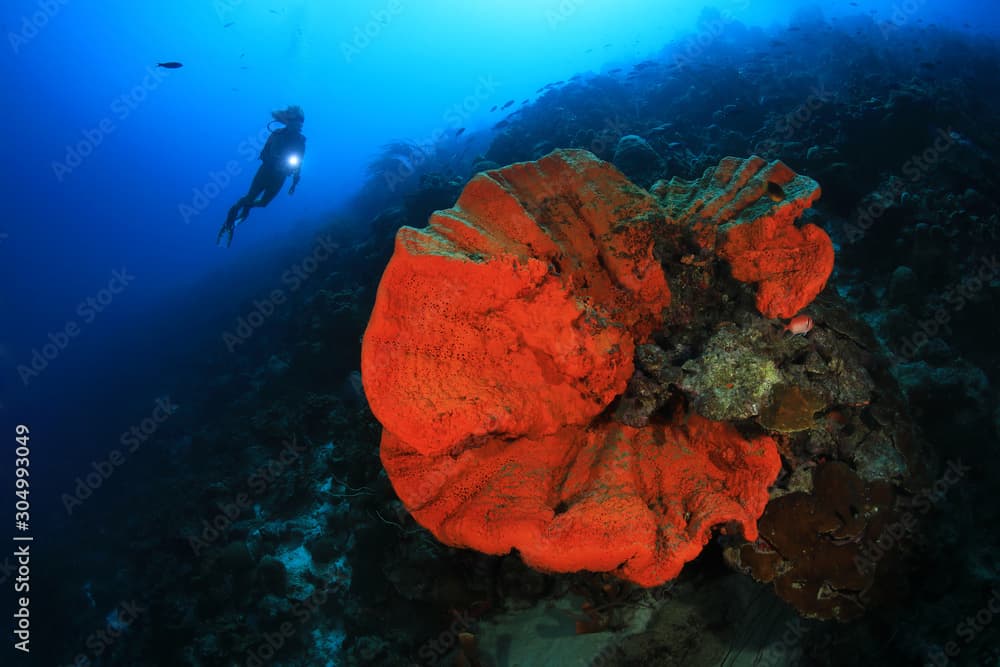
<box><xmin>363</xmin><ymin>149</ymin><xmax>781</xmax><ymax>585</ymax></box>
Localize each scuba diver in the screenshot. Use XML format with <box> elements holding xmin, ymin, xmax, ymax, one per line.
<box><xmin>218</xmin><ymin>105</ymin><xmax>306</xmax><ymax>247</ymax></box>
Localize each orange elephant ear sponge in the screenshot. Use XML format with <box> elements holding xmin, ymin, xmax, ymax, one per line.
<box><xmin>361</xmin><ymin>149</ymin><xmax>671</xmax><ymax>456</ymax></box>
<box><xmin>654</xmin><ymin>156</ymin><xmax>832</xmax><ymax>319</ymax></box>
<box><xmin>362</xmin><ymin>149</ymin><xmax>781</xmax><ymax>585</ymax></box>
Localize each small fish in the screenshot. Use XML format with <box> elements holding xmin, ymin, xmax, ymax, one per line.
<box><xmin>489</xmin><ymin>105</ymin><xmax>497</xmax><ymax>112</ymax></box>
<box><xmin>766</xmin><ymin>181</ymin><xmax>785</xmax><ymax>202</ymax></box>
<box><xmin>455</xmin><ymin>127</ymin><xmax>465</xmax><ymax>137</ymax></box>
<box><xmin>501</xmin><ymin>99</ymin><xmax>515</xmax><ymax>110</ymax></box>
<box><xmin>784</xmin><ymin>315</ymin><xmax>814</xmax><ymax>336</ymax></box>
<box><xmin>156</xmin><ymin>61</ymin><xmax>183</xmax><ymax>69</ymax></box>
<box><xmin>223</xmin><ymin>21</ymin><xmax>235</xmax><ymax>28</ymax></box>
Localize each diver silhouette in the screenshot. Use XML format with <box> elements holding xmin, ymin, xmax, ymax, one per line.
<box><xmin>218</xmin><ymin>105</ymin><xmax>306</xmax><ymax>247</ymax></box>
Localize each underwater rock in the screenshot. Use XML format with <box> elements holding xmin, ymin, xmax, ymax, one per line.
<box><xmin>470</xmin><ymin>158</ymin><xmax>500</xmax><ymax>176</ymax></box>
<box><xmin>307</xmin><ymin>534</ymin><xmax>344</xmax><ymax>563</ymax></box>
<box><xmin>679</xmin><ymin>324</ymin><xmax>782</xmax><ymax>421</ymax></box>
<box><xmin>612</xmin><ymin>134</ymin><xmax>661</xmax><ymax>186</ymax></box>
<box><xmin>265</xmin><ymin>354</ymin><xmax>290</xmax><ymax>377</ymax></box>
<box><xmin>217</xmin><ymin>541</ymin><xmax>255</xmax><ymax>574</ymax></box>
<box><xmin>612</xmin><ymin>368</ymin><xmax>672</xmax><ymax>427</ymax></box>
<box><xmin>256</xmin><ymin>556</ymin><xmax>288</xmax><ymax>595</ymax></box>
<box><xmin>404</xmin><ymin>173</ymin><xmax>463</xmax><ymax>228</ymax></box>
<box><xmin>886</xmin><ymin>265</ymin><xmax>921</xmax><ymax>310</ymax></box>
<box><xmin>652</xmin><ymin>155</ymin><xmax>833</xmax><ymax>318</ymax></box>
<box><xmin>363</xmin><ymin>149</ymin><xmax>780</xmax><ymax>586</ymax></box>
<box><xmin>852</xmin><ymin>433</ymin><xmax>908</xmax><ymax>483</ymax></box>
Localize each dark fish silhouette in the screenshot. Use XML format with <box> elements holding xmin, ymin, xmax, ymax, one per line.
<box><xmin>157</xmin><ymin>61</ymin><xmax>183</xmax><ymax>69</ymax></box>
<box><xmin>223</xmin><ymin>22</ymin><xmax>235</xmax><ymax>28</ymax></box>
<box><xmin>501</xmin><ymin>100</ymin><xmax>514</xmax><ymax>110</ymax></box>
<box><xmin>490</xmin><ymin>105</ymin><xmax>497</xmax><ymax>112</ymax></box>
<box><xmin>455</xmin><ymin>127</ymin><xmax>465</xmax><ymax>136</ymax></box>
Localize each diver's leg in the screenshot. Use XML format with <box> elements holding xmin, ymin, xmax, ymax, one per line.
<box><xmin>252</xmin><ymin>179</ymin><xmax>284</xmax><ymax>208</ymax></box>
<box><xmin>235</xmin><ymin>168</ymin><xmax>273</xmax><ymax>221</ymax></box>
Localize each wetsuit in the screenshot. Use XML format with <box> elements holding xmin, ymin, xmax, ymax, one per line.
<box><xmin>219</xmin><ymin>127</ymin><xmax>306</xmax><ymax>245</ymax></box>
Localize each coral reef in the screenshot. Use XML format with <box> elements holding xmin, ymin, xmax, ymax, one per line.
<box><xmin>364</xmin><ymin>149</ymin><xmax>783</xmax><ymax>586</ymax></box>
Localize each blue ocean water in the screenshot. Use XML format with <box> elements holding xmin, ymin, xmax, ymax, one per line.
<box><xmin>2</xmin><ymin>0</ymin><xmax>1000</xmax><ymax>665</ymax></box>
